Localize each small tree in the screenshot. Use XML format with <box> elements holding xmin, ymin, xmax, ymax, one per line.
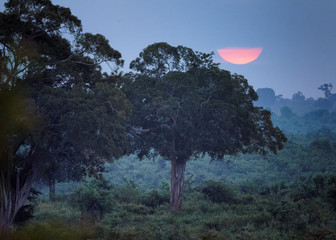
<box><xmin>255</xmin><ymin>88</ymin><xmax>277</xmax><ymax>106</ymax></box>
<box><xmin>72</xmin><ymin>178</ymin><xmax>114</xmax><ymax>225</ymax></box>
<box><xmin>318</xmin><ymin>83</ymin><xmax>333</xmax><ymax>99</ymax></box>
<box><xmin>123</xmin><ymin>42</ymin><xmax>287</xmax><ymax>212</ymax></box>
<box><xmin>318</xmin><ymin>83</ymin><xmax>336</xmax><ymax>103</ymax></box>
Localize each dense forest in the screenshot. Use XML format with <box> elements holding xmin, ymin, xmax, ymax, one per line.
<box><xmin>1</xmin><ymin>1</ymin><xmax>336</xmax><ymax>239</ymax></box>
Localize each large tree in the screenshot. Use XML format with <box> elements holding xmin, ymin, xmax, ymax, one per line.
<box><xmin>33</xmin><ymin>77</ymin><xmax>130</xmax><ymax>201</ymax></box>
<box><xmin>0</xmin><ymin>0</ymin><xmax>129</xmax><ymax>231</ymax></box>
<box><xmin>123</xmin><ymin>42</ymin><xmax>287</xmax><ymax>212</ymax></box>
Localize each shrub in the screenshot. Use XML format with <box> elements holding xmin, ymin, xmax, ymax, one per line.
<box><xmin>141</xmin><ymin>190</ymin><xmax>169</xmax><ymax>208</ymax></box>
<box><xmin>201</xmin><ymin>181</ymin><xmax>236</xmax><ymax>204</ymax></box>
<box><xmin>71</xmin><ymin>178</ymin><xmax>114</xmax><ymax>223</ymax></box>
<box><xmin>113</xmin><ymin>181</ymin><xmax>142</xmax><ymax>204</ymax></box>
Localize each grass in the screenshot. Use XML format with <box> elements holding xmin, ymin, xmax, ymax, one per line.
<box><xmin>3</xmin><ymin>176</ymin><xmax>336</xmax><ymax>240</ymax></box>
<box><xmin>32</xmin><ymin>199</ymin><xmax>81</xmax><ymax>225</ymax></box>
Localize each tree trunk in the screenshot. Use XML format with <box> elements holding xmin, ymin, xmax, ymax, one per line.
<box><xmin>49</xmin><ymin>178</ymin><xmax>56</xmax><ymax>201</ymax></box>
<box><xmin>0</xmin><ymin>146</ymin><xmax>38</xmax><ymax>234</ymax></box>
<box><xmin>169</xmin><ymin>157</ymin><xmax>187</xmax><ymax>212</ymax></box>
<box><xmin>0</xmin><ymin>166</ymin><xmax>35</xmax><ymax>233</ymax></box>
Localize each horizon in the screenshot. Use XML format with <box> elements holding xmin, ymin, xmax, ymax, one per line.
<box><xmin>1</xmin><ymin>0</ymin><xmax>335</xmax><ymax>99</ymax></box>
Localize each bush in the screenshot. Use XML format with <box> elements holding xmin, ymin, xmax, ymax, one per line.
<box><xmin>201</xmin><ymin>181</ymin><xmax>236</xmax><ymax>204</ymax></box>
<box><xmin>71</xmin><ymin>178</ymin><xmax>114</xmax><ymax>223</ymax></box>
<box><xmin>141</xmin><ymin>190</ymin><xmax>169</xmax><ymax>208</ymax></box>
<box><xmin>112</xmin><ymin>179</ymin><xmax>142</xmax><ymax>204</ymax></box>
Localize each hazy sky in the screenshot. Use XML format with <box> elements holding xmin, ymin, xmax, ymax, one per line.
<box><xmin>2</xmin><ymin>0</ymin><xmax>336</xmax><ymax>98</ymax></box>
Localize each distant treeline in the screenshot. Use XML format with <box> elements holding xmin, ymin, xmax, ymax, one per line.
<box><xmin>255</xmin><ymin>84</ymin><xmax>336</xmax><ymax>134</ymax></box>
<box><xmin>255</xmin><ymin>83</ymin><xmax>336</xmax><ymax>116</ymax></box>
<box><xmin>102</xmin><ymin>129</ymin><xmax>336</xmax><ymax>193</ymax></box>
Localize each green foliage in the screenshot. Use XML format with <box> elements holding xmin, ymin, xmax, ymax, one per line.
<box><xmin>126</xmin><ymin>50</ymin><xmax>286</xmax><ymax>160</ymax></box>
<box><xmin>272</xmin><ymin>109</ymin><xmax>336</xmax><ymax>134</ymax></box>
<box><xmin>0</xmin><ymin>88</ymin><xmax>35</xmax><ymax>168</ymax></box>
<box><xmin>142</xmin><ymin>190</ymin><xmax>169</xmax><ymax>208</ymax></box>
<box><xmin>113</xmin><ymin>183</ymin><xmax>142</xmax><ymax>204</ymax></box>
<box><xmin>201</xmin><ymin>181</ymin><xmax>236</xmax><ymax>204</ymax></box>
<box><xmin>125</xmin><ymin>42</ymin><xmax>286</xmax><ymax>211</ymax></box>
<box><xmin>71</xmin><ymin>178</ymin><xmax>114</xmax><ymax>222</ymax></box>
<box><xmin>102</xmin><ymin>133</ymin><xmax>336</xmax><ymax>194</ymax></box>
<box><xmin>33</xmin><ymin>200</ymin><xmax>80</xmax><ymax>224</ymax></box>
<box><xmin>105</xmin><ymin>156</ymin><xmax>171</xmax><ymax>190</ymax></box>
<box><xmin>0</xmin><ymin>0</ymin><xmax>129</xmax><ymax>229</ymax></box>
<box><xmin>129</xmin><ymin>42</ymin><xmax>218</xmax><ymax>79</ymax></box>
<box><xmin>1</xmin><ymin>1</ymin><xmax>335</xmax><ymax>238</ymax></box>
<box><xmin>36</xmin><ymin>80</ymin><xmax>131</xmax><ymax>183</ymax></box>
<box><xmin>13</xmin><ymin>172</ymin><xmax>336</xmax><ymax>239</ymax></box>
<box><xmin>0</xmin><ymin>221</ymin><xmax>82</xmax><ymax>240</ymax></box>
<box><xmin>280</xmin><ymin>106</ymin><xmax>295</xmax><ymax>119</ymax></box>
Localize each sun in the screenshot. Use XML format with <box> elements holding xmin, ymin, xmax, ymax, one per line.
<box><xmin>217</xmin><ymin>47</ymin><xmax>263</xmax><ymax>65</ymax></box>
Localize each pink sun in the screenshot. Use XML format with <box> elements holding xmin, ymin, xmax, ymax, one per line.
<box><xmin>217</xmin><ymin>47</ymin><xmax>263</xmax><ymax>65</ymax></box>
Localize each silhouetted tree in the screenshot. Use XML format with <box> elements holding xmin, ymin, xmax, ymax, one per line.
<box><xmin>256</xmin><ymin>88</ymin><xmax>277</xmax><ymax>106</ymax></box>
<box><xmin>0</xmin><ymin>0</ymin><xmax>129</xmax><ymax>230</ymax></box>
<box><xmin>319</xmin><ymin>83</ymin><xmax>333</xmax><ymax>99</ymax></box>
<box><xmin>123</xmin><ymin>42</ymin><xmax>287</xmax><ymax>212</ymax></box>
<box><xmin>292</xmin><ymin>91</ymin><xmax>305</xmax><ymax>102</ymax></box>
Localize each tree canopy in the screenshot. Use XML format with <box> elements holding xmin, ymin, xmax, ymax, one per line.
<box><xmin>123</xmin><ymin>42</ymin><xmax>287</xmax><ymax>211</ymax></box>
<box><xmin>0</xmin><ymin>0</ymin><xmax>129</xmax><ymax>230</ymax></box>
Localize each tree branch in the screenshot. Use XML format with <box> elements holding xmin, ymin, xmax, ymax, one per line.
<box><xmin>126</xmin><ymin>123</ymin><xmax>171</xmax><ymax>135</ymax></box>
<box><xmin>200</xmin><ymin>90</ymin><xmax>216</xmax><ymax>108</ymax></box>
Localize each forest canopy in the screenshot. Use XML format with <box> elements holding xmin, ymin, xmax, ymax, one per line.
<box><xmin>0</xmin><ymin>0</ymin><xmax>129</xmax><ymax>231</ymax></box>
<box><xmin>1</xmin><ymin>0</ymin><xmax>336</xmax><ymax>239</ymax></box>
